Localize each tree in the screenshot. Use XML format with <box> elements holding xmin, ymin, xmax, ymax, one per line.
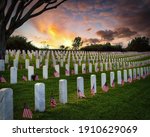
<box><xmin>72</xmin><ymin>36</ymin><xmax>83</xmax><ymax>50</ymax></box>
<box><xmin>7</xmin><ymin>35</ymin><xmax>38</xmax><ymax>50</ymax></box>
<box><xmin>127</xmin><ymin>36</ymin><xmax>150</xmax><ymax>51</ymax></box>
<box><xmin>0</xmin><ymin>0</ymin><xmax>67</xmax><ymax>59</ymax></box>
<box><xmin>59</xmin><ymin>45</ymin><xmax>65</xmax><ymax>50</ymax></box>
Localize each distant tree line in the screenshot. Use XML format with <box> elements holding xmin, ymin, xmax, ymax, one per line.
<box><xmin>80</xmin><ymin>42</ymin><xmax>124</xmax><ymax>51</ymax></box>
<box><xmin>6</xmin><ymin>35</ymin><xmax>150</xmax><ymax>52</ymax></box>
<box><xmin>6</xmin><ymin>35</ymin><xmax>38</xmax><ymax>51</ymax></box>
<box><xmin>80</xmin><ymin>36</ymin><xmax>150</xmax><ymax>52</ymax></box>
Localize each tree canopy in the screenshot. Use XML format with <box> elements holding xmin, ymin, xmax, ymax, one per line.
<box><xmin>127</xmin><ymin>36</ymin><xmax>150</xmax><ymax>51</ymax></box>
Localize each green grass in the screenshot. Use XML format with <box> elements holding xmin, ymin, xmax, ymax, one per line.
<box><xmin>0</xmin><ymin>69</ymin><xmax>150</xmax><ymax>120</ymax></box>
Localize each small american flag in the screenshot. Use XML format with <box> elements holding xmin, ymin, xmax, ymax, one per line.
<box><xmin>83</xmin><ymin>67</ymin><xmax>86</xmax><ymax>74</ymax></box>
<box><xmin>77</xmin><ymin>88</ymin><xmax>85</xmax><ymax>98</ymax></box>
<box><xmin>22</xmin><ymin>103</ymin><xmax>32</xmax><ymax>119</ymax></box>
<box><xmin>22</xmin><ymin>75</ymin><xmax>27</xmax><ymax>81</ymax></box>
<box><xmin>65</xmin><ymin>69</ymin><xmax>69</xmax><ymax>75</ymax></box>
<box><xmin>71</xmin><ymin>70</ymin><xmax>75</xmax><ymax>74</ymax></box>
<box><xmin>96</xmin><ymin>67</ymin><xmax>99</xmax><ymax>72</ymax></box>
<box><xmin>50</xmin><ymin>97</ymin><xmax>56</xmax><ymax>108</ymax></box>
<box><xmin>91</xmin><ymin>85</ymin><xmax>95</xmax><ymax>96</ymax></box>
<box><xmin>121</xmin><ymin>79</ymin><xmax>124</xmax><ymax>86</ymax></box>
<box><xmin>112</xmin><ymin>80</ymin><xmax>115</xmax><ymax>88</ymax></box>
<box><xmin>133</xmin><ymin>75</ymin><xmax>137</xmax><ymax>81</ymax></box>
<box><xmin>54</xmin><ymin>71</ymin><xmax>59</xmax><ymax>77</ymax></box>
<box><xmin>102</xmin><ymin>82</ymin><xmax>109</xmax><ymax>92</ymax></box>
<box><xmin>127</xmin><ymin>76</ymin><xmax>132</xmax><ymax>83</ymax></box>
<box><xmin>136</xmin><ymin>74</ymin><xmax>140</xmax><ymax>80</ymax></box>
<box><xmin>35</xmin><ymin>75</ymin><xmax>39</xmax><ymax>80</ymax></box>
<box><xmin>0</xmin><ymin>76</ymin><xmax>6</xmax><ymax>83</ymax></box>
<box><xmin>142</xmin><ymin>72</ymin><xmax>146</xmax><ymax>79</ymax></box>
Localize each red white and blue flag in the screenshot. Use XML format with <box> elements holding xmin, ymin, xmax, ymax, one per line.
<box><xmin>91</xmin><ymin>85</ymin><xmax>95</xmax><ymax>96</ymax></box>
<box><xmin>0</xmin><ymin>76</ymin><xmax>6</xmax><ymax>83</ymax></box>
<box><xmin>22</xmin><ymin>75</ymin><xmax>27</xmax><ymax>81</ymax></box>
<box><xmin>127</xmin><ymin>76</ymin><xmax>132</xmax><ymax>83</ymax></box>
<box><xmin>65</xmin><ymin>69</ymin><xmax>69</xmax><ymax>75</ymax></box>
<box><xmin>50</xmin><ymin>97</ymin><xmax>56</xmax><ymax>108</ymax></box>
<box><xmin>22</xmin><ymin>103</ymin><xmax>32</xmax><ymax>119</ymax></box>
<box><xmin>54</xmin><ymin>71</ymin><xmax>59</xmax><ymax>77</ymax></box>
<box><xmin>77</xmin><ymin>88</ymin><xmax>85</xmax><ymax>98</ymax></box>
<box><xmin>121</xmin><ymin>79</ymin><xmax>124</xmax><ymax>86</ymax></box>
<box><xmin>112</xmin><ymin>79</ymin><xmax>115</xmax><ymax>88</ymax></box>
<box><xmin>102</xmin><ymin>82</ymin><xmax>109</xmax><ymax>92</ymax></box>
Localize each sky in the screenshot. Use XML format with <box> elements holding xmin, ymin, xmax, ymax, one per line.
<box><xmin>13</xmin><ymin>0</ymin><xmax>150</xmax><ymax>49</ymax></box>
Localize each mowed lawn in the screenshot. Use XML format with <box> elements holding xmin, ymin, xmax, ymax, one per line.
<box><xmin>0</xmin><ymin>68</ymin><xmax>150</xmax><ymax>120</ymax></box>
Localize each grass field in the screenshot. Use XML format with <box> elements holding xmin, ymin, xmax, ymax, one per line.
<box><xmin>1</xmin><ymin>65</ymin><xmax>150</xmax><ymax>120</ymax></box>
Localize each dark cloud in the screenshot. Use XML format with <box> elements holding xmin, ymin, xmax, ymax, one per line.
<box><xmin>83</xmin><ymin>38</ymin><xmax>101</xmax><ymax>44</ymax></box>
<box><xmin>113</xmin><ymin>0</ymin><xmax>150</xmax><ymax>36</ymax></box>
<box><xmin>86</xmin><ymin>28</ymin><xmax>92</xmax><ymax>31</ymax></box>
<box><xmin>115</xmin><ymin>27</ymin><xmax>137</xmax><ymax>38</ymax></box>
<box><xmin>96</xmin><ymin>30</ymin><xmax>115</xmax><ymax>41</ymax></box>
<box><xmin>96</xmin><ymin>27</ymin><xmax>137</xmax><ymax>41</ymax></box>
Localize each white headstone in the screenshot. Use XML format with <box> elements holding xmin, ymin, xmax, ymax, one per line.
<box><xmin>59</xmin><ymin>79</ymin><xmax>67</xmax><ymax>104</ymax></box>
<box><xmin>28</xmin><ymin>66</ymin><xmax>34</xmax><ymax>81</ymax></box>
<box><xmin>0</xmin><ymin>60</ymin><xmax>5</xmax><ymax>71</ymax></box>
<box><xmin>74</xmin><ymin>64</ymin><xmax>78</xmax><ymax>75</ymax></box>
<box><xmin>65</xmin><ymin>64</ymin><xmax>70</xmax><ymax>76</ymax></box>
<box><xmin>110</xmin><ymin>72</ymin><xmax>115</xmax><ymax>87</ymax></box>
<box><xmin>128</xmin><ymin>69</ymin><xmax>133</xmax><ymax>80</ymax></box>
<box><xmin>54</xmin><ymin>64</ymin><xmax>60</xmax><ymax>77</ymax></box>
<box><xmin>10</xmin><ymin>67</ymin><xmax>17</xmax><ymax>84</ymax></box>
<box><xmin>82</xmin><ymin>64</ymin><xmax>86</xmax><ymax>74</ymax></box>
<box><xmin>95</xmin><ymin>63</ymin><xmax>99</xmax><ymax>72</ymax></box>
<box><xmin>89</xmin><ymin>63</ymin><xmax>92</xmax><ymax>73</ymax></box>
<box><xmin>133</xmin><ymin>68</ymin><xmax>136</xmax><ymax>80</ymax></box>
<box><xmin>45</xmin><ymin>59</ymin><xmax>49</xmax><ymax>68</ymax></box>
<box><xmin>0</xmin><ymin>88</ymin><xmax>13</xmax><ymax>120</ymax></box>
<box><xmin>140</xmin><ymin>67</ymin><xmax>144</xmax><ymax>76</ymax></box>
<box><xmin>90</xmin><ymin>75</ymin><xmax>96</xmax><ymax>93</ymax></box>
<box><xmin>101</xmin><ymin>73</ymin><xmax>106</xmax><ymax>87</ymax></box>
<box><xmin>36</xmin><ymin>59</ymin><xmax>40</xmax><ymax>69</ymax></box>
<box><xmin>137</xmin><ymin>68</ymin><xmax>140</xmax><ymax>76</ymax></box>
<box><xmin>5</xmin><ymin>55</ymin><xmax>9</xmax><ymax>64</ymax></box>
<box><xmin>43</xmin><ymin>65</ymin><xmax>48</xmax><ymax>79</ymax></box>
<box><xmin>117</xmin><ymin>70</ymin><xmax>122</xmax><ymax>84</ymax></box>
<box><xmin>77</xmin><ymin>77</ymin><xmax>84</xmax><ymax>96</ymax></box>
<box><xmin>123</xmin><ymin>70</ymin><xmax>127</xmax><ymax>82</ymax></box>
<box><xmin>34</xmin><ymin>83</ymin><xmax>45</xmax><ymax>112</ymax></box>
<box><xmin>25</xmin><ymin>59</ymin><xmax>29</xmax><ymax>69</ymax></box>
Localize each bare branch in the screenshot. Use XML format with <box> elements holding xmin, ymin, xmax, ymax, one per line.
<box><xmin>4</xmin><ymin>0</ymin><xmax>18</xmax><ymax>25</ymax></box>
<box><xmin>30</xmin><ymin>0</ymin><xmax>67</xmax><ymax>18</ymax></box>
<box><xmin>0</xmin><ymin>0</ymin><xmax>8</xmax><ymax>13</ymax></box>
<box><xmin>6</xmin><ymin>0</ymin><xmax>68</xmax><ymax>37</ymax></box>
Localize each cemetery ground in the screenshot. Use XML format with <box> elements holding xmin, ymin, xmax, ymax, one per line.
<box><xmin>0</xmin><ymin>59</ymin><xmax>150</xmax><ymax>120</ymax></box>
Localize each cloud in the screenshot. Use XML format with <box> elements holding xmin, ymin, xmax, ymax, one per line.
<box><xmin>83</xmin><ymin>38</ymin><xmax>101</xmax><ymax>44</ymax></box>
<box><xmin>96</xmin><ymin>30</ymin><xmax>116</xmax><ymax>41</ymax></box>
<box><xmin>112</xmin><ymin>0</ymin><xmax>150</xmax><ymax>36</ymax></box>
<box><xmin>96</xmin><ymin>27</ymin><xmax>137</xmax><ymax>41</ymax></box>
<box><xmin>86</xmin><ymin>28</ymin><xmax>92</xmax><ymax>31</ymax></box>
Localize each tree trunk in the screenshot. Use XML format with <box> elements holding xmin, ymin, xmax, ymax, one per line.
<box><xmin>0</xmin><ymin>26</ymin><xmax>7</xmax><ymax>59</ymax></box>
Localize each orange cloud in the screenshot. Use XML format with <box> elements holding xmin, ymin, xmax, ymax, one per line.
<box><xmin>34</xmin><ymin>20</ymin><xmax>75</xmax><ymax>48</ymax></box>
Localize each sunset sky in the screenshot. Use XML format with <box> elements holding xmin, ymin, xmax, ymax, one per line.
<box><xmin>13</xmin><ymin>0</ymin><xmax>150</xmax><ymax>49</ymax></box>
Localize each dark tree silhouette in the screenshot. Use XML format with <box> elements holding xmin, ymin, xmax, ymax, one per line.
<box><xmin>72</xmin><ymin>36</ymin><xmax>83</xmax><ymax>50</ymax></box>
<box><xmin>0</xmin><ymin>0</ymin><xmax>67</xmax><ymax>59</ymax></box>
<box><xmin>127</xmin><ymin>37</ymin><xmax>150</xmax><ymax>51</ymax></box>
